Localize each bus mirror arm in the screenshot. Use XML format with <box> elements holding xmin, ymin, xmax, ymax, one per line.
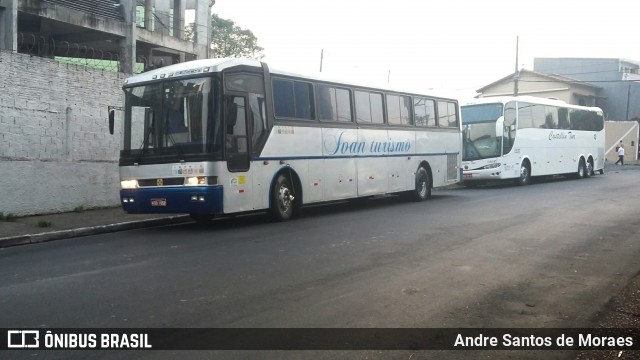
<box><xmin>108</xmin><ymin>109</ymin><xmax>115</xmax><ymax>135</ymax></box>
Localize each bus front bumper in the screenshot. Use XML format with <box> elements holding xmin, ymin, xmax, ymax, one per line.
<box><xmin>120</xmin><ymin>186</ymin><xmax>223</xmax><ymax>215</ymax></box>
<box><xmin>462</xmin><ymin>169</ymin><xmax>503</xmax><ymax>181</ymax></box>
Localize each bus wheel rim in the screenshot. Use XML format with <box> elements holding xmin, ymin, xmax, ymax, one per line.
<box><xmin>520</xmin><ymin>166</ymin><xmax>528</xmax><ymax>183</ymax></box>
<box><xmin>419</xmin><ymin>176</ymin><xmax>427</xmax><ymax>197</ymax></box>
<box><xmin>278</xmin><ymin>186</ymin><xmax>292</xmax><ymax>213</ymax></box>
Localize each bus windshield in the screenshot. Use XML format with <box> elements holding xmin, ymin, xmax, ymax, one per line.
<box><xmin>462</xmin><ymin>103</ymin><xmax>503</xmax><ymax>161</ymax></box>
<box><xmin>121</xmin><ymin>77</ymin><xmax>221</xmax><ymax>161</ymax></box>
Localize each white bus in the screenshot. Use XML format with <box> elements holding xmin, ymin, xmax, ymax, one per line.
<box><xmin>461</xmin><ymin>96</ymin><xmax>605</xmax><ymax>186</ymax></box>
<box><xmin>109</xmin><ymin>58</ymin><xmax>461</xmax><ymax>222</ymax></box>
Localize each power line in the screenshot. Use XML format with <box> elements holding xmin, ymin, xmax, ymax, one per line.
<box><xmin>520</xmin><ymin>79</ymin><xmax>640</xmax><ymax>84</ymax></box>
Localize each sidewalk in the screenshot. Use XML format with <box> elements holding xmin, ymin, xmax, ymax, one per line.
<box><xmin>604</xmin><ymin>158</ymin><xmax>640</xmax><ymax>170</ymax></box>
<box><xmin>0</xmin><ymin>207</ymin><xmax>190</xmax><ymax>248</ymax></box>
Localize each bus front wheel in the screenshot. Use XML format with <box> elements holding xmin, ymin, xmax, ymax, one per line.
<box><xmin>576</xmin><ymin>158</ymin><xmax>586</xmax><ymax>179</ymax></box>
<box><xmin>516</xmin><ymin>162</ymin><xmax>531</xmax><ymax>186</ymax></box>
<box><xmin>271</xmin><ymin>174</ymin><xmax>296</xmax><ymax>221</ymax></box>
<box><xmin>412</xmin><ymin>167</ymin><xmax>431</xmax><ymax>201</ymax></box>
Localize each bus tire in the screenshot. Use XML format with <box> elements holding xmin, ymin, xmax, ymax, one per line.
<box><xmin>516</xmin><ymin>162</ymin><xmax>531</xmax><ymax>186</ymax></box>
<box><xmin>598</xmin><ymin>168</ymin><xmax>604</xmax><ymax>175</ymax></box>
<box><xmin>412</xmin><ymin>167</ymin><xmax>431</xmax><ymax>201</ymax></box>
<box><xmin>585</xmin><ymin>158</ymin><xmax>594</xmax><ymax>178</ymax></box>
<box><xmin>271</xmin><ymin>173</ymin><xmax>296</xmax><ymax>221</ymax></box>
<box><xmin>576</xmin><ymin>158</ymin><xmax>586</xmax><ymax>179</ymax></box>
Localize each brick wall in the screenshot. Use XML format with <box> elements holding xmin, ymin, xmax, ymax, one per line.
<box><xmin>0</xmin><ymin>51</ymin><xmax>127</xmax><ymax>216</ymax></box>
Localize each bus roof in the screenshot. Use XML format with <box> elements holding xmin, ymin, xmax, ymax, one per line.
<box><xmin>124</xmin><ymin>58</ymin><xmax>263</xmax><ymax>86</ymax></box>
<box><xmin>463</xmin><ymin>96</ymin><xmax>602</xmax><ymax>113</ymax></box>
<box><xmin>123</xmin><ymin>58</ymin><xmax>457</xmax><ymax>100</ymax></box>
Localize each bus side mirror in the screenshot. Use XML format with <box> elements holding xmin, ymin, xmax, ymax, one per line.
<box><xmin>108</xmin><ymin>109</ymin><xmax>115</xmax><ymax>135</ymax></box>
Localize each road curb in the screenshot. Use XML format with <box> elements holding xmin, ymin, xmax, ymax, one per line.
<box><xmin>0</xmin><ymin>215</ymin><xmax>192</xmax><ymax>248</ymax></box>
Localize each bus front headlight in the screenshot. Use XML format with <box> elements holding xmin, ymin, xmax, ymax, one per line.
<box><xmin>120</xmin><ymin>179</ymin><xmax>139</xmax><ymax>189</ymax></box>
<box><xmin>186</xmin><ymin>177</ymin><xmax>207</xmax><ymax>186</ymax></box>
<box><xmin>480</xmin><ymin>163</ymin><xmax>501</xmax><ymax>170</ymax></box>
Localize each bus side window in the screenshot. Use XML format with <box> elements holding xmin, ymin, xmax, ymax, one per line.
<box><xmin>249</xmin><ymin>93</ymin><xmax>268</xmax><ymax>155</ymax></box>
<box><xmin>503</xmin><ymin>102</ymin><xmax>517</xmax><ymax>155</ymax></box>
<box><xmin>225</xmin><ymin>96</ymin><xmax>249</xmax><ymax>172</ymax></box>
<box><xmin>227</xmin><ymin>100</ymin><xmax>238</xmax><ymax>133</ymax></box>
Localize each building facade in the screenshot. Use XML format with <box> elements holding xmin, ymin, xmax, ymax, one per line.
<box><xmin>475</xmin><ymin>69</ymin><xmax>602</xmax><ymax>106</ymax></box>
<box><xmin>0</xmin><ymin>0</ymin><xmax>211</xmax><ymax>73</ymax></box>
<box><xmin>534</xmin><ymin>58</ymin><xmax>640</xmax><ymax>121</ymax></box>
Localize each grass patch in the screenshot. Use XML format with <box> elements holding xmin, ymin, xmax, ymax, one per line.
<box><xmin>37</xmin><ymin>220</ymin><xmax>53</xmax><ymax>228</ymax></box>
<box><xmin>0</xmin><ymin>212</ymin><xmax>17</xmax><ymax>222</ymax></box>
<box><xmin>73</xmin><ymin>205</ymin><xmax>86</xmax><ymax>213</ymax></box>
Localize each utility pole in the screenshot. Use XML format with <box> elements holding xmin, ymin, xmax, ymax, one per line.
<box><xmin>626</xmin><ymin>83</ymin><xmax>631</xmax><ymax>120</ymax></box>
<box><xmin>209</xmin><ymin>1</ymin><xmax>216</xmax><ymax>58</ymax></box>
<box><xmin>513</xmin><ymin>36</ymin><xmax>519</xmax><ymax>96</ymax></box>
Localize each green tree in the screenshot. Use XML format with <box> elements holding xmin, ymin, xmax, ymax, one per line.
<box><xmin>185</xmin><ymin>14</ymin><xmax>264</xmax><ymax>60</ymax></box>
<box><xmin>211</xmin><ymin>14</ymin><xmax>264</xmax><ymax>59</ymax></box>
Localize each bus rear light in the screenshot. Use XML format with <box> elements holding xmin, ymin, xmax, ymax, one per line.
<box><xmin>122</xmin><ymin>197</ymin><xmax>135</xmax><ymax>203</ymax></box>
<box><xmin>190</xmin><ymin>195</ymin><xmax>205</xmax><ymax>202</ymax></box>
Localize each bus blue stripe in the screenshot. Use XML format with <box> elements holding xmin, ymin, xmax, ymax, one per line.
<box><xmin>254</xmin><ymin>152</ymin><xmax>459</xmax><ymax>161</ymax></box>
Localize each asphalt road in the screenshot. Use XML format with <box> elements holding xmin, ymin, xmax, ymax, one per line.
<box><xmin>2</xmin><ymin>170</ymin><xmax>640</xmax><ymax>359</ymax></box>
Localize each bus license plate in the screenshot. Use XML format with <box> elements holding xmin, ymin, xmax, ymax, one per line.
<box><xmin>151</xmin><ymin>198</ymin><xmax>167</xmax><ymax>206</ymax></box>
<box><xmin>463</xmin><ymin>174</ymin><xmax>472</xmax><ymax>179</ymax></box>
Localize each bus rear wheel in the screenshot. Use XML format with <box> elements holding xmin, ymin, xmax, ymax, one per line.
<box><xmin>585</xmin><ymin>159</ymin><xmax>594</xmax><ymax>178</ymax></box>
<box><xmin>411</xmin><ymin>167</ymin><xmax>431</xmax><ymax>201</ymax></box>
<box><xmin>271</xmin><ymin>174</ymin><xmax>296</xmax><ymax>221</ymax></box>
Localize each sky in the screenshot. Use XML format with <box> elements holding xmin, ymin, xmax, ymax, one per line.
<box><xmin>211</xmin><ymin>0</ymin><xmax>640</xmax><ymax>99</ymax></box>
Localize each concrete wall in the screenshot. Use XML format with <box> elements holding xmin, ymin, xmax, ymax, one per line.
<box><xmin>0</xmin><ymin>50</ymin><xmax>126</xmax><ymax>216</ymax></box>
<box><xmin>605</xmin><ymin>121</ymin><xmax>639</xmax><ymax>162</ymax></box>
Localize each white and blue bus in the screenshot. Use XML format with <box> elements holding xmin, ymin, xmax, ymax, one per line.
<box><xmin>109</xmin><ymin>58</ymin><xmax>461</xmax><ymax>222</ymax></box>
<box><xmin>461</xmin><ymin>96</ymin><xmax>605</xmax><ymax>186</ymax></box>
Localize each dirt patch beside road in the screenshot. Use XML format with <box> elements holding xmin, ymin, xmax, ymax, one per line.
<box><xmin>576</xmin><ymin>271</ymin><xmax>640</xmax><ymax>359</ymax></box>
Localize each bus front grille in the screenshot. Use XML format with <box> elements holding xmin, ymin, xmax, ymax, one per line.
<box><xmin>138</xmin><ymin>178</ymin><xmax>185</xmax><ymax>187</ymax></box>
